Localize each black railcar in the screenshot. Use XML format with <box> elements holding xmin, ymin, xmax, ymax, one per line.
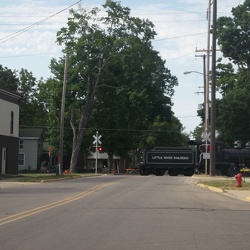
<box><xmin>136</xmin><ymin>147</ymin><xmax>197</xmax><ymax>176</ymax></box>
<box><xmin>197</xmin><ymin>140</ymin><xmax>250</xmax><ymax>176</ymax></box>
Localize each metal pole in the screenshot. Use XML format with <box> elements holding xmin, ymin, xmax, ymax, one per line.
<box><xmin>202</xmin><ymin>54</ymin><xmax>208</xmax><ymax>175</ymax></box>
<box><xmin>205</xmin><ymin>0</ymin><xmax>212</xmax><ymax>174</ymax></box>
<box><xmin>206</xmin><ymin>0</ymin><xmax>212</xmax><ymax>132</ymax></box>
<box><xmin>95</xmin><ymin>131</ymin><xmax>98</xmax><ymax>174</ymax></box>
<box><xmin>210</xmin><ymin>0</ymin><xmax>217</xmax><ymax>176</ymax></box>
<box><xmin>59</xmin><ymin>55</ymin><xmax>68</xmax><ymax>175</ymax></box>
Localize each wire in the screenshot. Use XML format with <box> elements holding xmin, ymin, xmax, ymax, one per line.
<box><xmin>165</xmin><ymin>52</ymin><xmax>195</xmax><ymax>62</ymax></box>
<box><xmin>0</xmin><ymin>52</ymin><xmax>62</xmax><ymax>59</ymax></box>
<box><xmin>155</xmin><ymin>32</ymin><xmax>206</xmax><ymax>41</ymax></box>
<box><xmin>19</xmin><ymin>125</ymin><xmax>192</xmax><ymax>133</ymax></box>
<box><xmin>0</xmin><ymin>0</ymin><xmax>82</xmax><ymax>45</ymax></box>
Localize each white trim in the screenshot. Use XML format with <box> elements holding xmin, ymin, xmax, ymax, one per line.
<box><xmin>19</xmin><ymin>137</ymin><xmax>40</xmax><ymax>140</ymax></box>
<box><xmin>18</xmin><ymin>152</ymin><xmax>25</xmax><ymax>167</ymax></box>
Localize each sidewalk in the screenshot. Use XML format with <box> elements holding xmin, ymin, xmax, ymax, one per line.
<box><xmin>0</xmin><ymin>181</ymin><xmax>38</xmax><ymax>189</ymax></box>
<box><xmin>193</xmin><ymin>174</ymin><xmax>250</xmax><ymax>203</ymax></box>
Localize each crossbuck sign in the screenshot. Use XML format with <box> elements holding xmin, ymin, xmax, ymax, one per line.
<box><xmin>201</xmin><ymin>131</ymin><xmax>211</xmax><ymax>143</ymax></box>
<box><xmin>93</xmin><ymin>132</ymin><xmax>102</xmax><ymax>145</ymax></box>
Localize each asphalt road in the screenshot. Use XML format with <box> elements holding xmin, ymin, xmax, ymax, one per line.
<box><xmin>0</xmin><ymin>175</ymin><xmax>250</xmax><ymax>250</ymax></box>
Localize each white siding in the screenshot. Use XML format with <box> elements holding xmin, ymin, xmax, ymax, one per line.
<box><xmin>0</xmin><ymin>99</ymin><xmax>19</xmax><ymax>137</ymax></box>
<box><xmin>19</xmin><ymin>139</ymin><xmax>38</xmax><ymax>170</ymax></box>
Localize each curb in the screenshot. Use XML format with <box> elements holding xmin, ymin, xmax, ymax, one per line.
<box><xmin>196</xmin><ymin>183</ymin><xmax>224</xmax><ymax>193</ymax></box>
<box><xmin>40</xmin><ymin>174</ymin><xmax>102</xmax><ymax>183</ymax></box>
<box><xmin>197</xmin><ymin>183</ymin><xmax>250</xmax><ymax>203</ymax></box>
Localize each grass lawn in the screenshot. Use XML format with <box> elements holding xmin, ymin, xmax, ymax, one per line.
<box><xmin>198</xmin><ymin>180</ymin><xmax>250</xmax><ymax>190</ymax></box>
<box><xmin>0</xmin><ymin>173</ymin><xmax>99</xmax><ymax>182</ymax></box>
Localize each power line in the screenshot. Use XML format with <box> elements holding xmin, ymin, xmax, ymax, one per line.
<box><xmin>19</xmin><ymin>126</ymin><xmax>189</xmax><ymax>133</ymax></box>
<box><xmin>0</xmin><ymin>51</ymin><xmax>62</xmax><ymax>59</ymax></box>
<box><xmin>155</xmin><ymin>32</ymin><xmax>206</xmax><ymax>41</ymax></box>
<box><xmin>0</xmin><ymin>0</ymin><xmax>82</xmax><ymax>45</ymax></box>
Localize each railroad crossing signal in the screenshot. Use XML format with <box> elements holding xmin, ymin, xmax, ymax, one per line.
<box><xmin>93</xmin><ymin>131</ymin><xmax>102</xmax><ymax>174</ymax></box>
<box><xmin>201</xmin><ymin>131</ymin><xmax>211</xmax><ymax>143</ymax></box>
<box><xmin>93</xmin><ymin>132</ymin><xmax>102</xmax><ymax>145</ymax></box>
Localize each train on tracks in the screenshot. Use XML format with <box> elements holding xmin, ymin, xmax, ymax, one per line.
<box><xmin>136</xmin><ymin>147</ymin><xmax>196</xmax><ymax>176</ymax></box>
<box><xmin>136</xmin><ymin>140</ymin><xmax>250</xmax><ymax>177</ymax></box>
<box><xmin>197</xmin><ymin>140</ymin><xmax>250</xmax><ymax>177</ymax></box>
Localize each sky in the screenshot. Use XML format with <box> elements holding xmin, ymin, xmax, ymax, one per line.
<box><xmin>0</xmin><ymin>0</ymin><xmax>242</xmax><ymax>135</ymax></box>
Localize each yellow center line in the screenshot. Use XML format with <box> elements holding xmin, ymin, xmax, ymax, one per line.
<box><xmin>0</xmin><ymin>182</ymin><xmax>115</xmax><ymax>226</ymax></box>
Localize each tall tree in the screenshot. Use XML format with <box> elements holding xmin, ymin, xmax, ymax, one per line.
<box><xmin>52</xmin><ymin>1</ymin><xmax>178</xmax><ymax>172</ymax></box>
<box><xmin>90</xmin><ymin>33</ymin><xmax>179</xmax><ymax>171</ymax></box>
<box><xmin>215</xmin><ymin>0</ymin><xmax>250</xmax><ymax>144</ymax></box>
<box><xmin>217</xmin><ymin>77</ymin><xmax>250</xmax><ymax>144</ymax></box>
<box><xmin>217</xmin><ymin>0</ymin><xmax>250</xmax><ymax>75</ymax></box>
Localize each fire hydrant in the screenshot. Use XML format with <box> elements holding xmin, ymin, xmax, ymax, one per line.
<box><xmin>235</xmin><ymin>173</ymin><xmax>242</xmax><ymax>187</ymax></box>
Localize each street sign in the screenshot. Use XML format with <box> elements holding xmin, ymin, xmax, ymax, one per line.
<box><xmin>201</xmin><ymin>131</ymin><xmax>211</xmax><ymax>143</ymax></box>
<box><xmin>203</xmin><ymin>152</ymin><xmax>210</xmax><ymax>159</ymax></box>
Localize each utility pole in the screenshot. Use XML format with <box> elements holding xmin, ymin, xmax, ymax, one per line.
<box><xmin>195</xmin><ymin>54</ymin><xmax>208</xmax><ymax>174</ymax></box>
<box><xmin>202</xmin><ymin>54</ymin><xmax>208</xmax><ymax>174</ymax></box>
<box><xmin>206</xmin><ymin>0</ymin><xmax>212</xmax><ymax>134</ymax></box>
<box><xmin>59</xmin><ymin>55</ymin><xmax>68</xmax><ymax>175</ymax></box>
<box><xmin>195</xmin><ymin>0</ymin><xmax>214</xmax><ymax>175</ymax></box>
<box><xmin>210</xmin><ymin>0</ymin><xmax>217</xmax><ymax>176</ymax></box>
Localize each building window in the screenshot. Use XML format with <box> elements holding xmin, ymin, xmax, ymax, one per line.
<box><xmin>19</xmin><ymin>140</ymin><xmax>24</xmax><ymax>149</ymax></box>
<box><xmin>18</xmin><ymin>153</ymin><xmax>25</xmax><ymax>166</ymax></box>
<box><xmin>10</xmin><ymin>111</ymin><xmax>14</xmax><ymax>134</ymax></box>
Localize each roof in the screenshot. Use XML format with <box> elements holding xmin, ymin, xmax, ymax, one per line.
<box><xmin>0</xmin><ymin>88</ymin><xmax>22</xmax><ymax>105</ymax></box>
<box><xmin>19</xmin><ymin>128</ymin><xmax>43</xmax><ymax>139</ymax></box>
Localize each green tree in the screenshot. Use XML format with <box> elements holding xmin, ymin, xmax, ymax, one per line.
<box><xmin>0</xmin><ymin>65</ymin><xmax>19</xmax><ymax>92</ymax></box>
<box><xmin>216</xmin><ymin>62</ymin><xmax>236</xmax><ymax>96</ymax></box>
<box><xmin>89</xmin><ymin>32</ymin><xmax>180</xmax><ymax>171</ymax></box>
<box><xmin>217</xmin><ymin>80</ymin><xmax>250</xmax><ymax>144</ymax></box>
<box><xmin>52</xmin><ymin>1</ymin><xmax>178</xmax><ymax>172</ymax></box>
<box><xmin>144</xmin><ymin>116</ymin><xmax>187</xmax><ymax>148</ymax></box>
<box><xmin>18</xmin><ymin>69</ymin><xmax>47</xmax><ymax>127</ymax></box>
<box><xmin>217</xmin><ymin>0</ymin><xmax>250</xmax><ymax>75</ymax></box>
<box><xmin>209</xmin><ymin>0</ymin><xmax>250</xmax><ymax>144</ymax></box>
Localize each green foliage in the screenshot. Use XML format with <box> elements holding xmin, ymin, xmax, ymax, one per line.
<box><xmin>144</xmin><ymin>116</ymin><xmax>188</xmax><ymax>147</ymax></box>
<box><xmin>216</xmin><ymin>62</ymin><xmax>237</xmax><ymax>96</ymax></box>
<box><xmin>18</xmin><ymin>69</ymin><xmax>48</xmax><ymax>127</ymax></box>
<box><xmin>194</xmin><ymin>1</ymin><xmax>250</xmax><ymax>144</ymax></box>
<box><xmin>48</xmin><ymin>0</ymin><xmax>182</xmax><ymax>171</ymax></box>
<box><xmin>0</xmin><ymin>64</ymin><xmax>19</xmax><ymax>91</ymax></box>
<box><xmin>217</xmin><ymin>72</ymin><xmax>250</xmax><ymax>144</ymax></box>
<box><xmin>217</xmin><ymin>0</ymin><xmax>250</xmax><ymax>71</ymax></box>
<box><xmin>192</xmin><ymin>126</ymin><xmax>203</xmax><ymax>140</ymax></box>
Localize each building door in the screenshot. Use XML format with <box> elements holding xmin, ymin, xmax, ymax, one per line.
<box><xmin>1</xmin><ymin>148</ymin><xmax>6</xmax><ymax>174</ymax></box>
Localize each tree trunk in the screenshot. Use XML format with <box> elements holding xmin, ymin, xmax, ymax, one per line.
<box><xmin>69</xmin><ymin>58</ymin><xmax>110</xmax><ymax>173</ymax></box>
<box><xmin>108</xmin><ymin>153</ymin><xmax>114</xmax><ymax>173</ymax></box>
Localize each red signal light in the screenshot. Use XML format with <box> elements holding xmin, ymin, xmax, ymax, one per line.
<box><xmin>199</xmin><ymin>145</ymin><xmax>205</xmax><ymax>152</ymax></box>
<box><xmin>98</xmin><ymin>147</ymin><xmax>103</xmax><ymax>153</ymax></box>
<box><xmin>199</xmin><ymin>144</ymin><xmax>211</xmax><ymax>153</ymax></box>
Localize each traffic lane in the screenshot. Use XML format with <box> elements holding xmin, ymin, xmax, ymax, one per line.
<box><xmin>1</xmin><ymin>175</ymin><xmax>250</xmax><ymax>250</ymax></box>
<box><xmin>0</xmin><ymin>175</ymin><xmax>123</xmax><ymax>220</ymax></box>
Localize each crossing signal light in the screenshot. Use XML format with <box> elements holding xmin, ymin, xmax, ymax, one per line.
<box><xmin>199</xmin><ymin>145</ymin><xmax>205</xmax><ymax>152</ymax></box>
<box><xmin>98</xmin><ymin>147</ymin><xmax>103</xmax><ymax>153</ymax></box>
<box><xmin>199</xmin><ymin>144</ymin><xmax>210</xmax><ymax>153</ymax></box>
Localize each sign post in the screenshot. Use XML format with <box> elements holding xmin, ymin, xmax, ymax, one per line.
<box><xmin>201</xmin><ymin>131</ymin><xmax>211</xmax><ymax>174</ymax></box>
<box><xmin>93</xmin><ymin>131</ymin><xmax>102</xmax><ymax>174</ymax></box>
